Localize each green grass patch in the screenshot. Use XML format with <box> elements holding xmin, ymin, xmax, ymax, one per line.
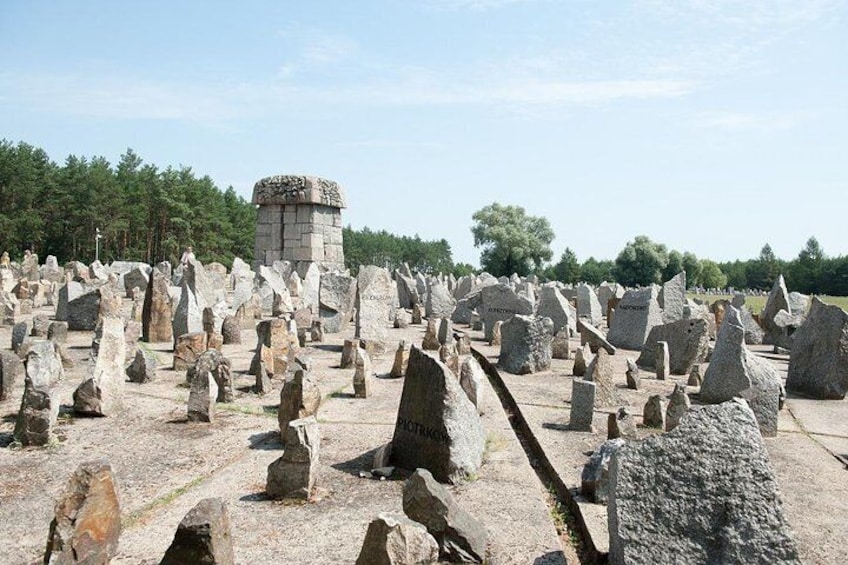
<box><xmin>124</xmin><ymin>475</ymin><xmax>206</xmax><ymax>529</ymax></box>
<box><xmin>217</xmin><ymin>403</ymin><xmax>277</xmax><ymax>418</ymax></box>
<box><xmin>688</xmin><ymin>293</ymin><xmax>848</xmax><ymax>313</ymax></box>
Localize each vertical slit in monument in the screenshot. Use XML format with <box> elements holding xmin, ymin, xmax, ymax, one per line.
<box><xmin>471</xmin><ymin>348</ymin><xmax>597</xmax><ymax>565</ymax></box>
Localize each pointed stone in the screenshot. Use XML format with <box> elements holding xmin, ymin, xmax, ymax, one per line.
<box><xmin>355</xmin><ymin>513</ymin><xmax>439</xmax><ymax>565</ymax></box>
<box><xmin>161</xmin><ymin>498</ymin><xmax>235</xmax><ymax>565</ymax></box>
<box><xmin>266</xmin><ymin>417</ymin><xmax>320</xmax><ymax>500</ymax></box>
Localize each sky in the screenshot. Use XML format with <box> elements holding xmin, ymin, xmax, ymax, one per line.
<box><xmin>1</xmin><ymin>0</ymin><xmax>846</xmax><ymax>267</ymax></box>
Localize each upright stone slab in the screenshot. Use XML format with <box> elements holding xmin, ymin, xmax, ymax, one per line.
<box><xmin>142</xmin><ymin>269</ymin><xmax>173</xmax><ymax>343</ymax></box>
<box><xmin>172</xmin><ymin>282</ymin><xmax>204</xmax><ymax>344</ymax></box>
<box><xmin>390</xmin><ymin>340</ymin><xmax>408</xmax><ymax>378</ymax></box>
<box><xmin>665</xmin><ymin>383</ymin><xmax>690</xmax><ymax>431</ymax></box>
<box><xmin>537</xmin><ymin>285</ymin><xmax>577</xmax><ymax>336</ymax></box>
<box><xmin>355</xmin><ymin>266</ymin><xmax>394</xmax><ymax>355</ymax></box>
<box><xmin>655</xmin><ymin>341</ymin><xmax>670</xmax><ymax>380</ymax></box>
<box><xmin>355</xmin><ymin>513</ymin><xmax>439</xmax><ymax>565</ymax></box>
<box><xmin>126</xmin><ymin>348</ymin><xmax>157</xmax><ymax>383</ymax></box>
<box><xmin>586</xmin><ymin>349</ymin><xmax>618</xmax><ymax>407</ymax></box>
<box><xmin>786</xmin><ymin>297</ymin><xmax>848</xmax><ymax>399</ymax></box>
<box><xmin>577</xmin><ymin>284</ymin><xmax>603</xmax><ymax>326</ymax></box>
<box><xmin>391</xmin><ymin>347</ymin><xmax>485</xmax><ymax>483</ymax></box>
<box><xmin>0</xmin><ymin>350</ymin><xmax>22</xmax><ymax>401</ymax></box>
<box><xmin>278</xmin><ymin>368</ymin><xmax>321</xmax><ymax>440</ymax></box>
<box><xmin>73</xmin><ymin>317</ymin><xmax>126</xmax><ymax>417</ymax></box>
<box><xmin>188</xmin><ymin>349</ymin><xmax>233</xmax><ymax>403</ymax></box>
<box><xmin>353</xmin><ymin>347</ymin><xmax>373</xmax><ymax>398</ymax></box>
<box><xmin>636</xmin><ymin>318</ymin><xmax>710</xmax><ymax>375</ymax></box>
<box><xmin>660</xmin><ymin>271</ymin><xmax>687</xmax><ymax>324</ymax></box>
<box><xmin>67</xmin><ymin>288</ymin><xmax>101</xmax><ymax>331</ymax></box>
<box><xmin>569</xmin><ymin>379</ymin><xmax>596</xmax><ymax>431</ymax></box>
<box><xmin>498</xmin><ymin>314</ymin><xmax>553</xmax><ymax>375</ymax></box>
<box><xmin>608</xmin><ymin>400</ymin><xmax>800</xmax><ymax>565</ymax></box>
<box><xmin>761</xmin><ymin>275</ymin><xmax>791</xmax><ymax>346</ymax></box>
<box><xmin>14</xmin><ymin>376</ymin><xmax>59</xmax><ymax>446</ymax></box>
<box><xmin>426</xmin><ymin>280</ymin><xmax>457</xmax><ymax>320</ymax></box>
<box><xmin>459</xmin><ymin>356</ymin><xmax>484</xmax><ymax>411</ymax></box>
<box><xmin>479</xmin><ymin>283</ymin><xmax>534</xmax><ymax>342</ymax></box>
<box><xmin>643</xmin><ymin>395</ymin><xmax>666</xmax><ymax>428</ymax></box>
<box><xmin>187</xmin><ymin>371</ymin><xmax>218</xmax><ymax>423</ymax></box>
<box><xmin>44</xmin><ymin>459</ymin><xmax>121</xmax><ymax>565</ymax></box>
<box><xmin>701</xmin><ymin>307</ymin><xmax>783</xmax><ymax>436</ymax></box>
<box><xmin>607</xmin><ymin>286</ymin><xmax>663</xmax><ymax>350</ymax></box>
<box><xmin>266</xmin><ymin>416</ymin><xmax>320</xmax><ymax>499</ymax></box>
<box><xmin>551</xmin><ymin>329</ymin><xmax>571</xmax><ymax>360</ymax></box>
<box><xmin>161</xmin><ymin>498</ymin><xmax>235</xmax><ymax>565</ymax></box>
<box><xmin>319</xmin><ymin>271</ymin><xmax>357</xmax><ymax>333</ymax></box>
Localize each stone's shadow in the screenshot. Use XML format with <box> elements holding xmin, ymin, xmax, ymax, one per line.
<box><xmin>249</xmin><ymin>430</ymin><xmax>282</xmax><ymax>451</ymax></box>
<box><xmin>542</xmin><ymin>422</ymin><xmax>570</xmax><ymax>432</ymax></box>
<box><xmin>330</xmin><ymin>446</ymin><xmax>409</xmax><ymax>482</ymax></box>
<box><xmin>532</xmin><ymin>550</ymin><xmax>568</xmax><ymax>565</ymax></box>
<box><xmin>375</xmin><ymin>373</ymin><xmax>401</xmax><ymax>380</ymax></box>
<box><xmin>165</xmin><ymin>417</ymin><xmax>190</xmax><ymax>424</ymax></box>
<box><xmin>239</xmin><ymin>491</ymin><xmax>269</xmax><ymax>502</ymax></box>
<box><xmin>2</xmin><ymin>413</ymin><xmax>17</xmax><ymax>424</ymax></box>
<box><xmin>328</xmin><ymin>391</ymin><xmax>355</xmax><ymax>399</ymax></box>
<box><xmin>0</xmin><ymin>431</ymin><xmax>13</xmax><ymax>447</ymax></box>
<box><xmin>312</xmin><ymin>344</ymin><xmax>343</xmax><ymax>353</ymax></box>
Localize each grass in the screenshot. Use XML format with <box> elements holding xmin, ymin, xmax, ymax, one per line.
<box><xmin>217</xmin><ymin>403</ymin><xmax>276</xmax><ymax>418</ymax></box>
<box><xmin>687</xmin><ymin>293</ymin><xmax>848</xmax><ymax>313</ymax></box>
<box><xmin>124</xmin><ymin>474</ymin><xmax>206</xmax><ymax>529</ymax></box>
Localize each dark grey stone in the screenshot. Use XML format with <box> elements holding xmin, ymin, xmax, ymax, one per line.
<box><xmin>787</xmin><ymin>297</ymin><xmax>848</xmax><ymax>399</ymax></box>
<box><xmin>498</xmin><ymin>314</ymin><xmax>553</xmax><ymax>375</ymax></box>
<box><xmin>581</xmin><ymin>438</ymin><xmax>625</xmax><ymax>504</ymax></box>
<box><xmin>161</xmin><ymin>498</ymin><xmax>235</xmax><ymax>565</ymax></box>
<box><xmin>637</xmin><ymin>318</ymin><xmax>710</xmax><ymax>375</ymax></box>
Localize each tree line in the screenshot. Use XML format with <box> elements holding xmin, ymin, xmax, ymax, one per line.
<box><xmin>470</xmin><ymin>202</ymin><xmax>848</xmax><ymax>294</ymax></box>
<box><xmin>0</xmin><ymin>140</ymin><xmax>256</xmax><ymax>267</ymax></box>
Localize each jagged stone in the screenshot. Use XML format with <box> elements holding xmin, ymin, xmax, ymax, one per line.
<box><xmin>403</xmin><ymin>468</ymin><xmax>488</xmax><ymax>563</ymax></box>
<box><xmin>278</xmin><ymin>368</ymin><xmax>321</xmax><ymax>440</ymax></box>
<box><xmin>608</xmin><ymin>407</ymin><xmax>637</xmax><ymax>440</ymax></box>
<box><xmin>643</xmin><ymin>395</ymin><xmax>666</xmax><ymax>429</ymax></box>
<box><xmin>498</xmin><ymin>314</ymin><xmax>553</xmax><ymax>375</ymax></box>
<box><xmin>73</xmin><ymin>317</ymin><xmax>125</xmax><ymax>417</ymax></box>
<box><xmin>608</xmin><ymin>400</ymin><xmax>800</xmax><ymax>565</ymax></box>
<box><xmin>44</xmin><ymin>459</ymin><xmax>121</xmax><ymax>565</ymax></box>
<box><xmin>187</xmin><ymin>371</ymin><xmax>217</xmax><ymax>423</ymax></box>
<box><xmin>586</xmin><ymin>349</ymin><xmax>618</xmax><ymax>407</ymax></box>
<box><xmin>607</xmin><ymin>286</ymin><xmax>663</xmax><ymax>350</ymax></box>
<box><xmin>266</xmin><ymin>416</ymin><xmax>320</xmax><ymax>499</ymax></box>
<box><xmin>161</xmin><ymin>498</ymin><xmax>235</xmax><ymax>565</ymax></box>
<box><xmin>355</xmin><ymin>513</ymin><xmax>439</xmax><ymax>565</ymax></box>
<box><xmin>459</xmin><ymin>356</ymin><xmax>484</xmax><ymax>412</ymax></box>
<box><xmin>581</xmin><ymin>438</ymin><xmax>625</xmax><ymax>504</ymax></box>
<box><xmin>787</xmin><ymin>297</ymin><xmax>848</xmax><ymax>399</ymax></box>
<box><xmin>354</xmin><ymin>347</ymin><xmax>373</xmax><ymax>398</ymax></box>
<box><xmin>665</xmin><ymin>383</ymin><xmax>690</xmax><ymax>432</ymax></box>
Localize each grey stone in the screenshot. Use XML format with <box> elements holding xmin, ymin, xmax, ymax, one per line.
<box><xmin>625</xmin><ymin>358</ymin><xmax>640</xmax><ymax>390</ymax></box>
<box><xmin>317</xmin><ymin>272</ymin><xmax>357</xmax><ymax>333</ymax></box>
<box><xmin>185</xmin><ymin>258</ymin><xmax>225</xmax><ymax>308</ymax></box>
<box><xmin>161</xmin><ymin>498</ymin><xmax>235</xmax><ymax>565</ymax></box>
<box><xmin>1</xmin><ymin>289</ymin><xmax>21</xmax><ymax>325</ymax></box>
<box><xmin>576</xmin><ymin>283</ymin><xmax>603</xmax><ymax>326</ymax></box>
<box><xmin>390</xmin><ymin>340</ymin><xmax>409</xmax><ymax>378</ymax></box>
<box><xmin>459</xmin><ymin>356</ymin><xmax>484</xmax><ymax>412</ymax></box>
<box><xmin>437</xmin><ymin>318</ymin><xmax>453</xmax><ymax>346</ymax></box>
<box><xmin>551</xmin><ymin>329</ymin><xmax>571</xmax><ymax>360</ymax></box>
<box><xmin>354</xmin><ymin>347</ymin><xmax>372</xmax><ymax>398</ymax></box>
<box><xmin>597</xmin><ymin>283</ymin><xmax>625</xmax><ymax>316</ymax></box>
<box><xmin>608</xmin><ymin>400</ymin><xmax>801</xmax><ymax>565</ymax></box>
<box><xmin>73</xmin><ymin>317</ymin><xmax>125</xmax><ymax>417</ymax></box>
<box><xmin>537</xmin><ymin>286</ymin><xmax>577</xmax><ymax>336</ymax></box>
<box><xmin>572</xmin><ymin>344</ymin><xmax>590</xmax><ymax>377</ymax></box>
<box><xmin>301</xmin><ymin>262</ymin><xmax>321</xmax><ymax>314</ymax></box>
<box><xmin>355</xmin><ymin>512</ymin><xmax>439</xmax><ymax>565</ymax></box>
<box><xmin>266</xmin><ymin>416</ymin><xmax>320</xmax><ymax>499</ymax></box>
<box><xmin>221</xmin><ymin>315</ymin><xmax>241</xmax><ymax>345</ymax></box>
<box><xmin>426</xmin><ymin>280</ymin><xmax>456</xmax><ymax>319</ymax></box>
<box><xmin>172</xmin><ymin>282</ymin><xmax>204</xmax><ymax>343</ymax></box>
<box><xmin>341</xmin><ymin>339</ymin><xmax>360</xmax><ymax>369</ymax></box>
<box><xmin>44</xmin><ymin>459</ymin><xmax>122</xmax><ymax>565</ymax></box>
<box><xmin>123</xmin><ymin>266</ymin><xmax>149</xmax><ymax>298</ymax></box>
<box><xmin>422</xmin><ymin>318</ymin><xmax>441</xmax><ymax>350</ymax></box>
<box><xmin>660</xmin><ymin>271</ymin><xmax>687</xmax><ymax>323</ymax></box>
<box><xmin>390</xmin><ymin>346</ymin><xmax>485</xmax><ymax>483</ymax></box>
<box><xmin>22</xmin><ymin>339</ymin><xmax>64</xmax><ymax>387</ymax></box>
<box><xmin>126</xmin><ymin>348</ymin><xmax>157</xmax><ymax>383</ymax></box>
<box><xmin>67</xmin><ymin>288</ymin><xmax>101</xmax><ymax>331</ymax></box>
<box><xmin>608</xmin><ymin>407</ymin><xmax>637</xmax><ymax>440</ymax></box>
<box><xmin>643</xmin><ymin>395</ymin><xmax>666</xmax><ymax>428</ymax></box>
<box><xmin>655</xmin><ymin>341</ymin><xmax>670</xmax><ymax>380</ymax></box>
<box><xmin>581</xmin><ymin>438</ymin><xmax>625</xmax><ymax>504</ymax></box>
<box><xmin>607</xmin><ymin>286</ymin><xmax>663</xmax><ymax>350</ymax></box>
<box><xmin>48</xmin><ymin>321</ymin><xmax>68</xmax><ymax>344</ymax></box>
<box><xmin>787</xmin><ymin>297</ymin><xmax>848</xmax><ymax>399</ymax></box>
<box><xmin>12</xmin><ymin>320</ymin><xmax>32</xmax><ymax>354</ymax></box>
<box><xmin>0</xmin><ymin>350</ymin><xmax>23</xmax><ymax>401</ymax></box>
<box><xmin>665</xmin><ymin>383</ymin><xmax>690</xmax><ymax>432</ymax></box>
<box><xmin>569</xmin><ymin>379</ymin><xmax>595</xmax><ymax>432</ymax></box>
<box><xmin>701</xmin><ymin>307</ymin><xmax>783</xmax><ymax>436</ymax></box>
<box><xmin>403</xmin><ymin>468</ymin><xmax>488</xmax><ymax>563</ymax></box>
<box><xmin>187</xmin><ymin>371</ymin><xmax>218</xmax><ymax>423</ymax></box>
<box><xmin>142</xmin><ymin>269</ymin><xmax>173</xmax><ymax>343</ymax></box>
<box><xmin>355</xmin><ymin>266</ymin><xmax>395</xmax><ymax>354</ymax></box>
<box><xmin>479</xmin><ymin>283</ymin><xmax>533</xmax><ymax>342</ymax></box>
<box><xmin>586</xmin><ymin>349</ymin><xmax>618</xmax><ymax>408</ymax></box>
<box><xmin>188</xmin><ymin>349</ymin><xmax>233</xmax><ymax>403</ymax></box>
<box><xmin>579</xmin><ymin>320</ymin><xmax>616</xmax><ymax>355</ymax></box>
<box><xmin>761</xmin><ymin>275</ymin><xmax>791</xmax><ymax>346</ymax></box>
<box><xmin>498</xmin><ymin>314</ymin><xmax>553</xmax><ymax>375</ymax></box>
<box><xmin>278</xmin><ymin>368</ymin><xmax>321</xmax><ymax>439</ymax></box>
<box><xmin>688</xmin><ymin>364</ymin><xmax>703</xmax><ymax>387</ymax></box>
<box><xmin>636</xmin><ymin>318</ymin><xmax>710</xmax><ymax>376</ymax></box>
<box><xmin>13</xmin><ymin>375</ymin><xmax>59</xmax><ymax>446</ymax></box>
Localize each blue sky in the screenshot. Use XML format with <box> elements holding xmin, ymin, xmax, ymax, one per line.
<box><xmin>1</xmin><ymin>0</ymin><xmax>846</xmax><ymax>267</ymax></box>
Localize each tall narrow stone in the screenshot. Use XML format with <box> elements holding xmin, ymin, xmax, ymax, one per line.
<box><xmin>161</xmin><ymin>498</ymin><xmax>235</xmax><ymax>565</ymax></box>
<box><xmin>569</xmin><ymin>379</ymin><xmax>596</xmax><ymax>432</ymax></box>
<box><xmin>73</xmin><ymin>317</ymin><xmax>126</xmax><ymax>417</ymax></box>
<box><xmin>266</xmin><ymin>416</ymin><xmax>320</xmax><ymax>499</ymax></box>
<box><xmin>355</xmin><ymin>265</ymin><xmax>395</xmax><ymax>355</ymax></box>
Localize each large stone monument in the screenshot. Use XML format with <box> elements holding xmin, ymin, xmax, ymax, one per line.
<box><xmin>252</xmin><ymin>175</ymin><xmax>346</xmax><ymax>271</ymax></box>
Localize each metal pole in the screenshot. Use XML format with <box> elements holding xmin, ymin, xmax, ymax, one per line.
<box><xmin>95</xmin><ymin>228</ymin><xmax>101</xmax><ymax>263</ymax></box>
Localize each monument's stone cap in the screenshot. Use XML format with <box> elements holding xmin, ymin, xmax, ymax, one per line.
<box><xmin>252</xmin><ymin>175</ymin><xmax>347</xmax><ymax>208</ymax></box>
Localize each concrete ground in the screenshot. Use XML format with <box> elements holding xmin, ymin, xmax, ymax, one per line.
<box><xmin>0</xmin><ymin>301</ymin><xmax>569</xmax><ymax>564</ymax></box>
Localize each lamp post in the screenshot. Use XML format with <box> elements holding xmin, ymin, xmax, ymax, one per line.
<box><xmin>95</xmin><ymin>228</ymin><xmax>102</xmax><ymax>263</ymax></box>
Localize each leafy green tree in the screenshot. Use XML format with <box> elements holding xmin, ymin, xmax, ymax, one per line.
<box><xmin>452</xmin><ymin>262</ymin><xmax>476</xmax><ymax>278</ymax></box>
<box><xmin>663</xmin><ymin>250</ymin><xmax>683</xmax><ymax>282</ymax></box>
<box><xmin>682</xmin><ymin>252</ymin><xmax>701</xmax><ymax>288</ymax></box>
<box><xmin>580</xmin><ymin>257</ymin><xmax>615</xmax><ymax>285</ymax></box>
<box><xmin>699</xmin><ymin>259</ymin><xmax>727</xmax><ymax>289</ymax></box>
<box><xmin>613</xmin><ymin>235</ymin><xmax>669</xmax><ymax>286</ymax></box>
<box><xmin>471</xmin><ymin>203</ymin><xmax>554</xmax><ymax>277</ymax></box>
<box><xmin>788</xmin><ymin>236</ymin><xmax>825</xmax><ymax>294</ymax></box>
<box><xmin>719</xmin><ymin>260</ymin><xmax>748</xmax><ymax>289</ymax></box>
<box><xmin>552</xmin><ymin>247</ymin><xmax>581</xmax><ymax>284</ymax></box>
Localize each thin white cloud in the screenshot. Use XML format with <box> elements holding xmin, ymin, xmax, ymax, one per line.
<box><xmin>691</xmin><ymin>110</ymin><xmax>819</xmax><ymax>132</ymax></box>
<box><xmin>422</xmin><ymin>0</ymin><xmax>540</xmax><ymax>11</ymax></box>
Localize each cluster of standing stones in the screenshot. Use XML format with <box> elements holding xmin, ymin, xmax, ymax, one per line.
<box><xmin>1</xmin><ymin>178</ymin><xmax>846</xmax><ymax>562</ymax></box>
